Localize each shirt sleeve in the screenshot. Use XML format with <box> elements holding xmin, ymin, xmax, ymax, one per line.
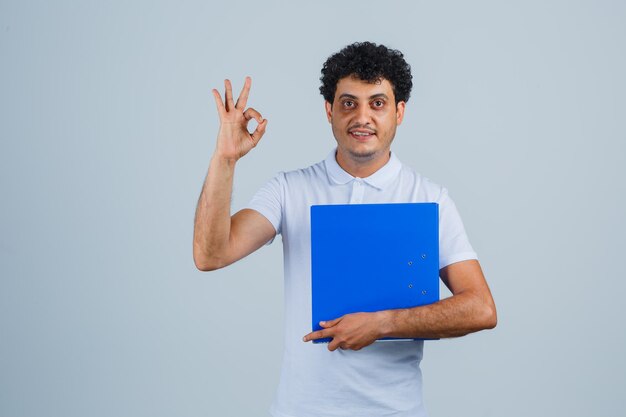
<box><xmin>437</xmin><ymin>187</ymin><xmax>478</xmax><ymax>269</ymax></box>
<box><xmin>244</xmin><ymin>172</ymin><xmax>284</xmax><ymax>245</ymax></box>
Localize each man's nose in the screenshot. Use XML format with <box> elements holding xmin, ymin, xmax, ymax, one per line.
<box><xmin>354</xmin><ymin>105</ymin><xmax>372</xmax><ymax>124</ymax></box>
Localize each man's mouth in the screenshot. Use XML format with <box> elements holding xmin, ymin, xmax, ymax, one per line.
<box><xmin>349</xmin><ymin>129</ymin><xmax>375</xmax><ymax>140</ymax></box>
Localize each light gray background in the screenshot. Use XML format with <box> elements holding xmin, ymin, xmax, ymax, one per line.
<box><xmin>1</xmin><ymin>1</ymin><xmax>625</xmax><ymax>416</ymax></box>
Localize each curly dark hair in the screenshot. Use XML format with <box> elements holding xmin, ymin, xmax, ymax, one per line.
<box><xmin>320</xmin><ymin>41</ymin><xmax>413</xmax><ymax>104</ymax></box>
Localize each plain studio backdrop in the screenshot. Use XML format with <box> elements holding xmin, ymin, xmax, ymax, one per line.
<box><xmin>1</xmin><ymin>1</ymin><xmax>625</xmax><ymax>416</ymax></box>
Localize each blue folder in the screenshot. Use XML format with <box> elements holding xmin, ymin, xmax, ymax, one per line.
<box><xmin>310</xmin><ymin>203</ymin><xmax>439</xmax><ymax>343</ymax></box>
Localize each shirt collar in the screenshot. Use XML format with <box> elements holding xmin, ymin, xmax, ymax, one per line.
<box><xmin>324</xmin><ymin>148</ymin><xmax>402</xmax><ymax>190</ymax></box>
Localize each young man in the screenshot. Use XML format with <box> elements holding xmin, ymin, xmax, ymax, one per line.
<box><xmin>194</xmin><ymin>42</ymin><xmax>496</xmax><ymax>417</ymax></box>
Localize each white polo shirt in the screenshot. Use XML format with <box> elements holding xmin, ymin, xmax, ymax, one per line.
<box><xmin>247</xmin><ymin>148</ymin><xmax>477</xmax><ymax>417</ymax></box>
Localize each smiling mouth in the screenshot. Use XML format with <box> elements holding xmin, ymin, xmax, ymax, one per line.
<box><xmin>349</xmin><ymin>130</ymin><xmax>375</xmax><ymax>140</ymax></box>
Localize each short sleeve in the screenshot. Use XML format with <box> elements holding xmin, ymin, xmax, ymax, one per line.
<box><xmin>245</xmin><ymin>172</ymin><xmax>284</xmax><ymax>245</ymax></box>
<box><xmin>437</xmin><ymin>187</ymin><xmax>478</xmax><ymax>269</ymax></box>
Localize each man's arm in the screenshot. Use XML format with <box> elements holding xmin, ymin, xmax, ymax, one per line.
<box><xmin>303</xmin><ymin>259</ymin><xmax>497</xmax><ymax>351</ymax></box>
<box><xmin>193</xmin><ymin>77</ymin><xmax>275</xmax><ymax>271</ymax></box>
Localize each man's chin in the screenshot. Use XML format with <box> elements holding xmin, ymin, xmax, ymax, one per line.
<box><xmin>347</xmin><ymin>148</ymin><xmax>378</xmax><ymax>161</ymax></box>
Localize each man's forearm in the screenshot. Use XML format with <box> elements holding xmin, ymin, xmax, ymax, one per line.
<box><xmin>379</xmin><ymin>290</ymin><xmax>497</xmax><ymax>339</ymax></box>
<box><xmin>192</xmin><ymin>155</ymin><xmax>237</xmax><ymax>270</ymax></box>
<box><xmin>194</xmin><ymin>77</ymin><xmax>268</xmax><ymax>271</ymax></box>
<box><xmin>304</xmin><ymin>259</ymin><xmax>496</xmax><ymax>350</ymax></box>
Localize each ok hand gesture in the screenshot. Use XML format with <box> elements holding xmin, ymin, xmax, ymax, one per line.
<box><xmin>212</xmin><ymin>77</ymin><xmax>268</xmax><ymax>162</ymax></box>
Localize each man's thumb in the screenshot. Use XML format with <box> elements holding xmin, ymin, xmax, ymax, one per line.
<box><xmin>320</xmin><ymin>317</ymin><xmax>342</xmax><ymax>328</ymax></box>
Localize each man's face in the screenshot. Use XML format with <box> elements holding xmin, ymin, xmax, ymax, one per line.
<box><xmin>325</xmin><ymin>76</ymin><xmax>405</xmax><ymax>164</ymax></box>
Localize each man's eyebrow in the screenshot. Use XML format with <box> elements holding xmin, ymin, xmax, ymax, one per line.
<box><xmin>338</xmin><ymin>93</ymin><xmax>390</xmax><ymax>100</ymax></box>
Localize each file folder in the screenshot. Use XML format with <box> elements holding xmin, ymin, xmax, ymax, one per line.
<box><xmin>310</xmin><ymin>203</ymin><xmax>439</xmax><ymax>343</ymax></box>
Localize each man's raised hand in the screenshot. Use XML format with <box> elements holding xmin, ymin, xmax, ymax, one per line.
<box><xmin>211</xmin><ymin>77</ymin><xmax>268</xmax><ymax>162</ymax></box>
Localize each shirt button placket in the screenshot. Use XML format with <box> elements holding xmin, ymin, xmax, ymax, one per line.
<box><xmin>349</xmin><ymin>179</ymin><xmax>364</xmax><ymax>204</ymax></box>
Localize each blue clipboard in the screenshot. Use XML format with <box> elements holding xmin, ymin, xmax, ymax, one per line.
<box><xmin>310</xmin><ymin>203</ymin><xmax>439</xmax><ymax>343</ymax></box>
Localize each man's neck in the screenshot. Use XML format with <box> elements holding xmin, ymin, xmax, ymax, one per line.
<box><xmin>335</xmin><ymin>148</ymin><xmax>391</xmax><ymax>178</ymax></box>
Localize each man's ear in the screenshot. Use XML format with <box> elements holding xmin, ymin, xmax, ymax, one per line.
<box><xmin>396</xmin><ymin>101</ymin><xmax>406</xmax><ymax>126</ymax></box>
<box><xmin>325</xmin><ymin>101</ymin><xmax>333</xmax><ymax>123</ymax></box>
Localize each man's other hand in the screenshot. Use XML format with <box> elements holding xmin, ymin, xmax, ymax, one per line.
<box><xmin>302</xmin><ymin>311</ymin><xmax>391</xmax><ymax>351</ymax></box>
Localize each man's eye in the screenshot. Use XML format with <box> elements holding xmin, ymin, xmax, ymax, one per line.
<box><xmin>343</xmin><ymin>101</ymin><xmax>354</xmax><ymax>108</ymax></box>
<box><xmin>372</xmin><ymin>100</ymin><xmax>384</xmax><ymax>107</ymax></box>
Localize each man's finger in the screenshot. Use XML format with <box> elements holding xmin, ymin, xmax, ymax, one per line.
<box><xmin>327</xmin><ymin>340</ymin><xmax>344</xmax><ymax>352</ymax></box>
<box><xmin>211</xmin><ymin>89</ymin><xmax>225</xmax><ymax>116</ymax></box>
<box><xmin>250</xmin><ymin>118</ymin><xmax>267</xmax><ymax>144</ymax></box>
<box><xmin>224</xmin><ymin>79</ymin><xmax>235</xmax><ymax>111</ymax></box>
<box><xmin>235</xmin><ymin>76</ymin><xmax>251</xmax><ymax>110</ymax></box>
<box><xmin>243</xmin><ymin>107</ymin><xmax>263</xmax><ymax>122</ymax></box>
<box><xmin>302</xmin><ymin>326</ymin><xmax>330</xmax><ymax>342</ymax></box>
<box><xmin>320</xmin><ymin>317</ymin><xmax>342</xmax><ymax>328</ymax></box>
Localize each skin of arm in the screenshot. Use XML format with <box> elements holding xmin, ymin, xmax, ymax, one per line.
<box><xmin>303</xmin><ymin>259</ymin><xmax>497</xmax><ymax>351</ymax></box>
<box><xmin>193</xmin><ymin>77</ymin><xmax>275</xmax><ymax>271</ymax></box>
